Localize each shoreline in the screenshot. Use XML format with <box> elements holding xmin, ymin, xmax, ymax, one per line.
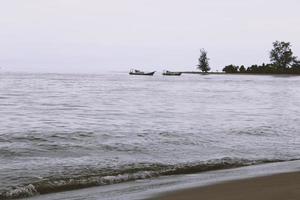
<box><xmin>27</xmin><ymin>160</ymin><xmax>300</xmax><ymax>200</ymax></box>
<box><xmin>150</xmin><ymin>171</ymin><xmax>300</xmax><ymax>200</ymax></box>
<box><xmin>180</xmin><ymin>71</ymin><xmax>300</xmax><ymax>76</ymax></box>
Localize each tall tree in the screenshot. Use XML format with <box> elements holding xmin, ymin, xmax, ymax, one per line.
<box><xmin>197</xmin><ymin>49</ymin><xmax>211</xmax><ymax>72</ymax></box>
<box><xmin>270</xmin><ymin>41</ymin><xmax>297</xmax><ymax>70</ymax></box>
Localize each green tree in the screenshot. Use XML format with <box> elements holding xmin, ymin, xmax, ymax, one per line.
<box><xmin>270</xmin><ymin>41</ymin><xmax>297</xmax><ymax>71</ymax></box>
<box><xmin>239</xmin><ymin>65</ymin><xmax>246</xmax><ymax>73</ymax></box>
<box><xmin>197</xmin><ymin>49</ymin><xmax>211</xmax><ymax>72</ymax></box>
<box><xmin>222</xmin><ymin>65</ymin><xmax>239</xmax><ymax>73</ymax></box>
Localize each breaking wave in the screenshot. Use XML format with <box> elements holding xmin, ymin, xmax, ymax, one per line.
<box><xmin>0</xmin><ymin>157</ymin><xmax>292</xmax><ymax>199</ymax></box>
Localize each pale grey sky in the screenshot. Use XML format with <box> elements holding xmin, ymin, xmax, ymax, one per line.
<box><xmin>0</xmin><ymin>0</ymin><xmax>300</xmax><ymax>73</ymax></box>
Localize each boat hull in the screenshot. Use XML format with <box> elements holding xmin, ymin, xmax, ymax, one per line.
<box><xmin>129</xmin><ymin>71</ymin><xmax>155</xmax><ymax>76</ymax></box>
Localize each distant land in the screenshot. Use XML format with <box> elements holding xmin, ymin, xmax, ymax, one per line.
<box><xmin>195</xmin><ymin>41</ymin><xmax>300</xmax><ymax>75</ymax></box>
<box><xmin>221</xmin><ymin>41</ymin><xmax>300</xmax><ymax>75</ymax></box>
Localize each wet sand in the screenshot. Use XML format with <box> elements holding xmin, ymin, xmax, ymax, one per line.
<box><xmin>151</xmin><ymin>171</ymin><xmax>300</xmax><ymax>200</ymax></box>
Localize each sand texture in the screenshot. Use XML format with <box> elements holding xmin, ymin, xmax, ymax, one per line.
<box><xmin>152</xmin><ymin>172</ymin><xmax>300</xmax><ymax>200</ymax></box>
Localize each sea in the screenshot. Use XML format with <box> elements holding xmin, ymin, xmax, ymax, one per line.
<box><xmin>0</xmin><ymin>72</ymin><xmax>300</xmax><ymax>199</ymax></box>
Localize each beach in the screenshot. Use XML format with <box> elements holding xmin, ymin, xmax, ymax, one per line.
<box><xmin>25</xmin><ymin>160</ymin><xmax>300</xmax><ymax>200</ymax></box>
<box><xmin>2</xmin><ymin>0</ymin><xmax>300</xmax><ymax>199</ymax></box>
<box><xmin>152</xmin><ymin>171</ymin><xmax>300</xmax><ymax>200</ymax></box>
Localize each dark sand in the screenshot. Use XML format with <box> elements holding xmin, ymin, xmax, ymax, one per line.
<box><xmin>151</xmin><ymin>172</ymin><xmax>300</xmax><ymax>200</ymax></box>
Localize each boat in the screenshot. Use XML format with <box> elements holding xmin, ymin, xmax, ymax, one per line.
<box><xmin>129</xmin><ymin>69</ymin><xmax>155</xmax><ymax>76</ymax></box>
<box><xmin>162</xmin><ymin>70</ymin><xmax>182</xmax><ymax>76</ymax></box>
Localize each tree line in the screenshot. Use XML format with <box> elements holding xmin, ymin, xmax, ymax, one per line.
<box><xmin>197</xmin><ymin>41</ymin><xmax>300</xmax><ymax>74</ymax></box>
<box><xmin>222</xmin><ymin>41</ymin><xmax>300</xmax><ymax>74</ymax></box>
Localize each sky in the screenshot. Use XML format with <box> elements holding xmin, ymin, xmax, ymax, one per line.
<box><xmin>0</xmin><ymin>0</ymin><xmax>300</xmax><ymax>73</ymax></box>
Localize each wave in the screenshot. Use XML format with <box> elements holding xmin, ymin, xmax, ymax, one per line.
<box><xmin>0</xmin><ymin>157</ymin><xmax>293</xmax><ymax>199</ymax></box>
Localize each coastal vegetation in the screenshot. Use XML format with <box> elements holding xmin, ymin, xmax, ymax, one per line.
<box><xmin>198</xmin><ymin>49</ymin><xmax>211</xmax><ymax>72</ymax></box>
<box><xmin>223</xmin><ymin>41</ymin><xmax>300</xmax><ymax>74</ymax></box>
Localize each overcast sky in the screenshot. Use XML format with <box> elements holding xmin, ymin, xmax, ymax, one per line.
<box><xmin>0</xmin><ymin>0</ymin><xmax>300</xmax><ymax>73</ymax></box>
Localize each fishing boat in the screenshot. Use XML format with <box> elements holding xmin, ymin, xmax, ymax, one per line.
<box><xmin>162</xmin><ymin>70</ymin><xmax>182</xmax><ymax>76</ymax></box>
<box><xmin>129</xmin><ymin>69</ymin><xmax>155</xmax><ymax>76</ymax></box>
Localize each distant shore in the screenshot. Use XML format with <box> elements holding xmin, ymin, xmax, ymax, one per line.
<box><xmin>151</xmin><ymin>171</ymin><xmax>300</xmax><ymax>200</ymax></box>
<box><xmin>180</xmin><ymin>71</ymin><xmax>300</xmax><ymax>75</ymax></box>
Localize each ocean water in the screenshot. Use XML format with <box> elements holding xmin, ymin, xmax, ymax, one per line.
<box><xmin>0</xmin><ymin>72</ymin><xmax>300</xmax><ymax>199</ymax></box>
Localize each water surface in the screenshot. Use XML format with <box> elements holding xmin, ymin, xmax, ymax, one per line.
<box><xmin>0</xmin><ymin>72</ymin><xmax>299</xmax><ymax>198</ymax></box>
